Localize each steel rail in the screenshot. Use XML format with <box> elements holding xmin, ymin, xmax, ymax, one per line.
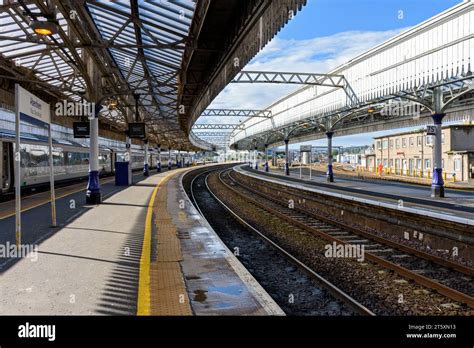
<box><xmin>240</xmin><ymin>168</ymin><xmax>474</xmax><ymax>275</ymax></box>
<box><xmin>201</xmin><ymin>168</ymin><xmax>376</xmax><ymax>316</ymax></box>
<box><xmin>225</xmin><ymin>168</ymin><xmax>474</xmax><ymax>309</ymax></box>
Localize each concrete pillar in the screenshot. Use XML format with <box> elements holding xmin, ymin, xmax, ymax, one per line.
<box><xmin>86</xmin><ymin>107</ymin><xmax>101</xmax><ymax>204</ymax></box>
<box><xmin>264</xmin><ymin>144</ymin><xmax>269</xmax><ymax>172</ymax></box>
<box><xmin>143</xmin><ymin>140</ymin><xmax>149</xmax><ymax>176</ymax></box>
<box><xmin>284</xmin><ymin>139</ymin><xmax>290</xmax><ymax>176</ymax></box>
<box><xmin>326</xmin><ymin>131</ymin><xmax>334</xmax><ymax>182</ymax></box>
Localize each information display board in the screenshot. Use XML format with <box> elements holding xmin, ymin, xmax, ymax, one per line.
<box><xmin>73</xmin><ymin>122</ymin><xmax>90</xmax><ymax>138</ymax></box>
<box><xmin>128</xmin><ymin>123</ymin><xmax>146</xmax><ymax>138</ymax></box>
<box><xmin>300</xmin><ymin>145</ymin><xmax>312</xmax><ymax>152</ymax></box>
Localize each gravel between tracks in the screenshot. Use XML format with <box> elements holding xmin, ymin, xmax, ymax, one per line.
<box><xmin>184</xmin><ymin>169</ymin><xmax>355</xmax><ymax>315</ymax></box>
<box><xmin>209</xmin><ymin>170</ymin><xmax>474</xmax><ymax>316</ymax></box>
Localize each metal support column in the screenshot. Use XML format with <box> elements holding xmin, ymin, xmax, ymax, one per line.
<box><xmin>86</xmin><ymin>105</ymin><xmax>101</xmax><ymax>204</ymax></box>
<box><xmin>326</xmin><ymin>131</ymin><xmax>334</xmax><ymax>182</ymax></box>
<box><xmin>264</xmin><ymin>144</ymin><xmax>269</xmax><ymax>172</ymax></box>
<box><xmin>254</xmin><ymin>146</ymin><xmax>258</xmax><ymax>170</ymax></box>
<box><xmin>284</xmin><ymin>139</ymin><xmax>290</xmax><ymax>176</ymax></box>
<box><xmin>431</xmin><ymin>87</ymin><xmax>445</xmax><ymax>197</ymax></box>
<box><xmin>143</xmin><ymin>140</ymin><xmax>149</xmax><ymax>176</ymax></box>
<box><xmin>126</xmin><ymin>135</ymin><xmax>132</xmax><ymax>185</ymax></box>
<box><xmin>431</xmin><ymin>113</ymin><xmax>446</xmax><ymax>197</ymax></box>
<box><xmin>157</xmin><ymin>145</ymin><xmax>161</xmax><ymax>172</ymax></box>
<box><xmin>168</xmin><ymin>148</ymin><xmax>172</xmax><ymax>170</ymax></box>
<box><xmin>14</xmin><ymin>84</ymin><xmax>21</xmax><ymax>246</ymax></box>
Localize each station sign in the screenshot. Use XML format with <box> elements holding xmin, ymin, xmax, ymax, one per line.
<box><xmin>128</xmin><ymin>122</ymin><xmax>146</xmax><ymax>139</ymax></box>
<box><xmin>300</xmin><ymin>145</ymin><xmax>312</xmax><ymax>152</ymax></box>
<box><xmin>426</xmin><ymin>125</ymin><xmax>436</xmax><ymax>135</ymax></box>
<box><xmin>17</xmin><ymin>85</ymin><xmax>50</xmax><ymax>128</ymax></box>
<box><xmin>73</xmin><ymin>122</ymin><xmax>90</xmax><ymax>138</ymax></box>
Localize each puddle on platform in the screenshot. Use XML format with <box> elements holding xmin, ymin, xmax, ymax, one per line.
<box><xmin>186</xmin><ymin>274</ymin><xmax>201</xmax><ymax>280</ymax></box>
<box><xmin>208</xmin><ymin>285</ymin><xmax>243</xmax><ymax>296</ymax></box>
<box><xmin>193</xmin><ymin>289</ymin><xmax>208</xmax><ymax>302</ymax></box>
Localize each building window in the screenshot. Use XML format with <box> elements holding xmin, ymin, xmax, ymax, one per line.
<box><xmin>402</xmin><ymin>138</ymin><xmax>407</xmax><ymax>148</ymax></box>
<box><xmin>376</xmin><ymin>141</ymin><xmax>381</xmax><ymax>150</ymax></box>
<box><xmin>454</xmin><ymin>158</ymin><xmax>461</xmax><ymax>172</ymax></box>
<box><xmin>382</xmin><ymin>139</ymin><xmax>388</xmax><ymax>149</ymax></box>
<box><xmin>424</xmin><ymin>159</ymin><xmax>431</xmax><ymax>169</ymax></box>
<box><xmin>442</xmin><ymin>159</ymin><xmax>445</xmax><ymax>169</ymax></box>
<box><xmin>396</xmin><ymin>139</ymin><xmax>400</xmax><ymax>148</ymax></box>
<box><xmin>417</xmin><ymin>136</ymin><xmax>422</xmax><ymax>146</ymax></box>
<box><xmin>389</xmin><ymin>159</ymin><xmax>393</xmax><ymax>167</ymax></box>
<box><xmin>441</xmin><ymin>132</ymin><xmax>445</xmax><ymax>144</ymax></box>
<box><xmin>426</xmin><ymin>135</ymin><xmax>433</xmax><ymax>146</ymax></box>
<box><xmin>377</xmin><ymin>159</ymin><xmax>381</xmax><ymax>165</ymax></box>
<box><xmin>383</xmin><ymin>159</ymin><xmax>388</xmax><ymax>167</ymax></box>
<box><xmin>409</xmin><ymin>137</ymin><xmax>414</xmax><ymax>147</ymax></box>
<box><xmin>389</xmin><ymin>139</ymin><xmax>393</xmax><ymax>148</ymax></box>
<box><xmin>417</xmin><ymin>159</ymin><xmax>422</xmax><ymax>169</ymax></box>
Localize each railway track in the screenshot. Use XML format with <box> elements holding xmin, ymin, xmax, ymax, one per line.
<box><xmin>221</xmin><ymin>167</ymin><xmax>474</xmax><ymax>309</ymax></box>
<box><xmin>187</xmin><ymin>167</ymin><xmax>375</xmax><ymax>316</ymax></box>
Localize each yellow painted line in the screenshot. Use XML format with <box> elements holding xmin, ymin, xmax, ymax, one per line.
<box><xmin>137</xmin><ymin>171</ymin><xmax>177</xmax><ymax>316</ymax></box>
<box><xmin>0</xmin><ymin>177</ymin><xmax>117</xmax><ymax>220</ymax></box>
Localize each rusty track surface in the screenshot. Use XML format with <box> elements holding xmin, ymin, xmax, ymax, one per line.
<box><xmin>220</xmin><ymin>168</ymin><xmax>474</xmax><ymax>309</ymax></box>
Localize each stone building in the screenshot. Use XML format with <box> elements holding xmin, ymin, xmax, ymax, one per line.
<box><xmin>371</xmin><ymin>124</ymin><xmax>474</xmax><ymax>182</ymax></box>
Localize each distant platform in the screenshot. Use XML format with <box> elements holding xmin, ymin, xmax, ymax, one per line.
<box><xmin>239</xmin><ymin>165</ymin><xmax>474</xmax><ymax>224</ymax></box>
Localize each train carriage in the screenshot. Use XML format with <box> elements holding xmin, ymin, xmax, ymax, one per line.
<box><xmin>0</xmin><ymin>128</ymin><xmax>148</xmax><ymax>195</ymax></box>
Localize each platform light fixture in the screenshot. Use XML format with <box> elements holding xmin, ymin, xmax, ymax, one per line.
<box><xmin>367</xmin><ymin>107</ymin><xmax>376</xmax><ymax>113</ymax></box>
<box><xmin>30</xmin><ymin>19</ymin><xmax>59</xmax><ymax>36</ymax></box>
<box><xmin>107</xmin><ymin>97</ymin><xmax>118</xmax><ymax>110</ymax></box>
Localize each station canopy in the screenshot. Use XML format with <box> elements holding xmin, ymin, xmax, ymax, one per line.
<box><xmin>0</xmin><ymin>0</ymin><xmax>199</xmax><ymax>150</ymax></box>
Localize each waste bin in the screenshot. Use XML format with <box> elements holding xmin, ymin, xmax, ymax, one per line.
<box><xmin>115</xmin><ymin>162</ymin><xmax>129</xmax><ymax>186</ymax></box>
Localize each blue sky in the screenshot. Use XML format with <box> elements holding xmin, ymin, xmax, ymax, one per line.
<box><xmin>280</xmin><ymin>0</ymin><xmax>462</xmax><ymax>40</ymax></box>
<box><xmin>205</xmin><ymin>0</ymin><xmax>464</xmax><ymax>149</ymax></box>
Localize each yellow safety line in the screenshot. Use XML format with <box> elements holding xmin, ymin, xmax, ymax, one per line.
<box><xmin>137</xmin><ymin>171</ymin><xmax>176</xmax><ymax>316</ymax></box>
<box><xmin>0</xmin><ymin>177</ymin><xmax>116</xmax><ymax>220</ymax></box>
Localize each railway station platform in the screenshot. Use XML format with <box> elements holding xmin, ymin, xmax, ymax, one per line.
<box><xmin>0</xmin><ymin>165</ymin><xmax>282</xmax><ymax>315</ymax></box>
<box><xmin>241</xmin><ymin>165</ymin><xmax>474</xmax><ymax>223</ymax></box>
